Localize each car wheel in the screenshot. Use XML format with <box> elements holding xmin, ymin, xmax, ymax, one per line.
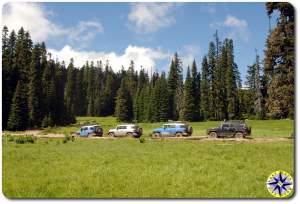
<box><xmin>126</xmin><ymin>132</ymin><xmax>133</xmax><ymax>137</ymax></box>
<box><xmin>176</xmin><ymin>132</ymin><xmax>183</xmax><ymax>137</ymax></box>
<box><xmin>153</xmin><ymin>133</ymin><xmax>161</xmax><ymax>138</ymax></box>
<box><xmin>108</xmin><ymin>132</ymin><xmax>115</xmax><ymax>137</ymax></box>
<box><xmin>234</xmin><ymin>132</ymin><xmax>244</xmax><ymax>139</ymax></box>
<box><xmin>187</xmin><ymin>126</ymin><xmax>193</xmax><ymax>135</ymax></box>
<box><xmin>209</xmin><ymin>132</ymin><xmax>218</xmax><ymax>138</ymax></box>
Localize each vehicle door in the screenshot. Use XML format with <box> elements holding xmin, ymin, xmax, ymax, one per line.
<box><xmin>80</xmin><ymin>127</ymin><xmax>88</xmax><ymax>136</ymax></box>
<box><xmin>168</xmin><ymin>125</ymin><xmax>177</xmax><ymax>136</ymax></box>
<box><xmin>161</xmin><ymin>125</ymin><xmax>171</xmax><ymax>136</ymax></box>
<box><xmin>116</xmin><ymin>125</ymin><xmax>126</xmax><ymax>136</ymax></box>
<box><xmin>88</xmin><ymin>127</ymin><xmax>94</xmax><ymax>134</ymax></box>
<box><xmin>221</xmin><ymin>124</ymin><xmax>235</xmax><ymax>137</ymax></box>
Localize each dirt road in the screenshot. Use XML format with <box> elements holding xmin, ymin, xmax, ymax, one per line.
<box><xmin>2</xmin><ymin>131</ymin><xmax>293</xmax><ymax>142</ymax></box>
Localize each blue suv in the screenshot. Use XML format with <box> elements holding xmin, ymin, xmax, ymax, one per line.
<box><xmin>75</xmin><ymin>125</ymin><xmax>103</xmax><ymax>137</ymax></box>
<box><xmin>152</xmin><ymin>122</ymin><xmax>193</xmax><ymax>137</ymax></box>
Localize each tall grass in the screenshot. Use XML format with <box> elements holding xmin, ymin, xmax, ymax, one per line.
<box><xmin>3</xmin><ymin>138</ymin><xmax>294</xmax><ymax>198</ymax></box>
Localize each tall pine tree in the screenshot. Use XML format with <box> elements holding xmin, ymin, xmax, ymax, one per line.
<box><xmin>115</xmin><ymin>79</ymin><xmax>133</xmax><ymax>122</ymax></box>
<box><xmin>183</xmin><ymin>67</ymin><xmax>195</xmax><ymax>121</ymax></box>
<box><xmin>28</xmin><ymin>44</ymin><xmax>43</xmax><ymax>127</ymax></box>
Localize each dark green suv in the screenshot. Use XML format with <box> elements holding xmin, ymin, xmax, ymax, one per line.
<box><xmin>207</xmin><ymin>120</ymin><xmax>251</xmax><ymax>138</ymax></box>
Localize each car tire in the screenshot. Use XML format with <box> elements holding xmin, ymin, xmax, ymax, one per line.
<box><xmin>138</xmin><ymin>127</ymin><xmax>143</xmax><ymax>135</ymax></box>
<box><xmin>108</xmin><ymin>132</ymin><xmax>115</xmax><ymax>137</ymax></box>
<box><xmin>234</xmin><ymin>132</ymin><xmax>244</xmax><ymax>139</ymax></box>
<box><xmin>153</xmin><ymin>133</ymin><xmax>161</xmax><ymax>138</ymax></box>
<box><xmin>176</xmin><ymin>132</ymin><xmax>183</xmax><ymax>137</ymax></box>
<box><xmin>187</xmin><ymin>126</ymin><xmax>193</xmax><ymax>135</ymax></box>
<box><xmin>126</xmin><ymin>132</ymin><xmax>133</xmax><ymax>137</ymax></box>
<box><xmin>209</xmin><ymin>132</ymin><xmax>218</xmax><ymax>138</ymax></box>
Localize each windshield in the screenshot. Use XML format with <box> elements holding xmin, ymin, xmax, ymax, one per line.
<box><xmin>163</xmin><ymin>125</ymin><xmax>176</xmax><ymax>128</ymax></box>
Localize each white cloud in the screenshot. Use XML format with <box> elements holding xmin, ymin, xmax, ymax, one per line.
<box><xmin>209</xmin><ymin>15</ymin><xmax>250</xmax><ymax>42</ymax></box>
<box><xmin>2</xmin><ymin>2</ymin><xmax>66</xmax><ymax>42</ymax></box>
<box><xmin>48</xmin><ymin>45</ymin><xmax>171</xmax><ymax>73</ymax></box>
<box><xmin>2</xmin><ymin>2</ymin><xmax>103</xmax><ymax>47</ymax></box>
<box><xmin>128</xmin><ymin>3</ymin><xmax>176</xmax><ymax>33</ymax></box>
<box><xmin>224</xmin><ymin>15</ymin><xmax>248</xmax><ymax>28</ymax></box>
<box><xmin>68</xmin><ymin>20</ymin><xmax>103</xmax><ymax>49</ymax></box>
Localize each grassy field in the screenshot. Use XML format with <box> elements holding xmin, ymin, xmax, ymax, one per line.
<box><xmin>3</xmin><ymin>137</ymin><xmax>294</xmax><ymax>198</ymax></box>
<box><xmin>38</xmin><ymin>117</ymin><xmax>294</xmax><ymax>138</ymax></box>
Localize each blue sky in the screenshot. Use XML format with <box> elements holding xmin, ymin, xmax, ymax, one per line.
<box><xmin>2</xmin><ymin>2</ymin><xmax>275</xmax><ymax>83</ymax></box>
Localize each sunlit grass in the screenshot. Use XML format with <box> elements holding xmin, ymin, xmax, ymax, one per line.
<box><xmin>3</xmin><ymin>138</ymin><xmax>294</xmax><ymax>198</ymax></box>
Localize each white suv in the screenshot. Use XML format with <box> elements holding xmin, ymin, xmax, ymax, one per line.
<box><xmin>108</xmin><ymin>124</ymin><xmax>143</xmax><ymax>138</ymax></box>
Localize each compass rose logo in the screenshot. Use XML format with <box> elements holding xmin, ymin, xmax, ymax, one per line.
<box><xmin>266</xmin><ymin>170</ymin><xmax>293</xmax><ymax>198</ymax></box>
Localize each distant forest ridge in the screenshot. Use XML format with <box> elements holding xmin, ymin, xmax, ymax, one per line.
<box><xmin>2</xmin><ymin>2</ymin><xmax>294</xmax><ymax>131</ymax></box>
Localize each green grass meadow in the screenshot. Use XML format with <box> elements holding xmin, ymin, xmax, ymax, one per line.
<box><xmin>3</xmin><ymin>137</ymin><xmax>294</xmax><ymax>198</ymax></box>
<box><xmin>39</xmin><ymin>116</ymin><xmax>294</xmax><ymax>138</ymax></box>
<box><xmin>2</xmin><ymin>117</ymin><xmax>295</xmax><ymax>198</ymax></box>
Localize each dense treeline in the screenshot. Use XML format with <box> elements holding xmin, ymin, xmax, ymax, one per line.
<box><xmin>2</xmin><ymin>2</ymin><xmax>294</xmax><ymax>130</ymax></box>
<box><xmin>2</xmin><ymin>27</ymin><xmax>75</xmax><ymax>130</ymax></box>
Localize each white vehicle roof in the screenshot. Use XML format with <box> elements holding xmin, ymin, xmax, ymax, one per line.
<box><xmin>163</xmin><ymin>123</ymin><xmax>186</xmax><ymax>126</ymax></box>
<box><xmin>117</xmin><ymin>124</ymin><xmax>138</xmax><ymax>127</ymax></box>
<box><xmin>82</xmin><ymin>125</ymin><xmax>101</xmax><ymax>128</ymax></box>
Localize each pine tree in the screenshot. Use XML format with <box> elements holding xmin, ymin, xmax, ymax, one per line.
<box><xmin>115</xmin><ymin>79</ymin><xmax>133</xmax><ymax>122</ymax></box>
<box><xmin>200</xmin><ymin>56</ymin><xmax>210</xmax><ymax>120</ymax></box>
<box><xmin>167</xmin><ymin>59</ymin><xmax>176</xmax><ymax>120</ymax></box>
<box><xmin>42</xmin><ymin>58</ymin><xmax>52</xmax><ymax>119</ymax></box>
<box><xmin>64</xmin><ymin>58</ymin><xmax>76</xmax><ymax>123</ymax></box>
<box><xmin>191</xmin><ymin>59</ymin><xmax>201</xmax><ymax>121</ymax></box>
<box><xmin>74</xmin><ymin>68</ymin><xmax>86</xmax><ymax>116</ymax></box>
<box><xmin>214</xmin><ymin>31</ymin><xmax>227</xmax><ymax>120</ymax></box>
<box><xmin>125</xmin><ymin>60</ymin><xmax>138</xmax><ymax>97</ymax></box>
<box><xmin>7</xmin><ymin>81</ymin><xmax>28</xmax><ymax>130</ymax></box>
<box><xmin>246</xmin><ymin>52</ymin><xmax>265</xmax><ymax>119</ymax></box>
<box><xmin>94</xmin><ymin>61</ymin><xmax>104</xmax><ymax>116</ymax></box>
<box><xmin>2</xmin><ymin>26</ymin><xmax>12</xmax><ymax>128</ymax></box>
<box><xmin>264</xmin><ymin>2</ymin><xmax>294</xmax><ymax>119</ymax></box>
<box><xmin>100</xmin><ymin>65</ymin><xmax>117</xmax><ymax>116</ymax></box>
<box><xmin>219</xmin><ymin>44</ymin><xmax>228</xmax><ymax>119</ymax></box>
<box><xmin>225</xmin><ymin>39</ymin><xmax>239</xmax><ymax>119</ymax></box>
<box><xmin>86</xmin><ymin>62</ymin><xmax>96</xmax><ymax>116</ymax></box>
<box><xmin>207</xmin><ymin>41</ymin><xmax>217</xmax><ymax>120</ymax></box>
<box><xmin>150</xmin><ymin>72</ymin><xmax>169</xmax><ymax>122</ymax></box>
<box><xmin>54</xmin><ymin>61</ymin><xmax>67</xmax><ymax>125</ymax></box>
<box><xmin>14</xmin><ymin>27</ymin><xmax>32</xmax><ymax>83</ymax></box>
<box><xmin>7</xmin><ymin>28</ymin><xmax>32</xmax><ymax>129</ymax></box>
<box><xmin>28</xmin><ymin>44</ymin><xmax>43</xmax><ymax>127</ymax></box>
<box><xmin>168</xmin><ymin>53</ymin><xmax>183</xmax><ymax>120</ymax></box>
<box><xmin>183</xmin><ymin>67</ymin><xmax>195</xmax><ymax>121</ymax></box>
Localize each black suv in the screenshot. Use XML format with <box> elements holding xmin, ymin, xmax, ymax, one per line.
<box><xmin>207</xmin><ymin>120</ymin><xmax>251</xmax><ymax>138</ymax></box>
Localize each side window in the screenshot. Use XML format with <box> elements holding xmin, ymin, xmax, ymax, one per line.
<box><xmin>82</xmin><ymin>127</ymin><xmax>88</xmax><ymax>131</ymax></box>
<box><xmin>170</xmin><ymin>125</ymin><xmax>176</xmax><ymax>128</ymax></box>
<box><xmin>222</xmin><ymin>124</ymin><xmax>229</xmax><ymax>128</ymax></box>
<box><xmin>117</xmin><ymin>126</ymin><xmax>126</xmax><ymax>130</ymax></box>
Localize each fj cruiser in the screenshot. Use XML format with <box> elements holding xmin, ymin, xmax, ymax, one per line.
<box><xmin>152</xmin><ymin>122</ymin><xmax>193</xmax><ymax>137</ymax></box>
<box><xmin>75</xmin><ymin>125</ymin><xmax>103</xmax><ymax>137</ymax></box>
<box><xmin>207</xmin><ymin>120</ymin><xmax>251</xmax><ymax>138</ymax></box>
<box><xmin>108</xmin><ymin>124</ymin><xmax>143</xmax><ymax>138</ymax></box>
